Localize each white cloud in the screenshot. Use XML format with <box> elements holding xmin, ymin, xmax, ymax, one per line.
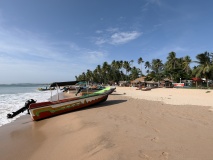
<box><xmin>110</xmin><ymin>31</ymin><xmax>141</xmax><ymax>45</ymax></box>
<box><xmin>0</xmin><ymin>26</ymin><xmax>109</xmax><ymax>83</ymax></box>
<box><xmin>0</xmin><ymin>26</ymin><xmax>62</xmax><ymax>61</ymax></box>
<box><xmin>94</xmin><ymin>29</ymin><xmax>142</xmax><ymax>46</ymax></box>
<box><xmin>95</xmin><ymin>37</ymin><xmax>107</xmax><ymax>45</ymax></box>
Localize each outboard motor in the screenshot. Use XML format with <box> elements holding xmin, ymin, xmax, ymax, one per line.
<box><xmin>75</xmin><ymin>87</ymin><xmax>83</xmax><ymax>96</ymax></box>
<box><xmin>7</xmin><ymin>99</ymin><xmax>36</xmax><ymax>119</ymax></box>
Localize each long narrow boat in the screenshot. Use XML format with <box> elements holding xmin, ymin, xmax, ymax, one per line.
<box><xmin>7</xmin><ymin>81</ymin><xmax>116</xmax><ymax>121</ymax></box>
<box><xmin>38</xmin><ymin>87</ymin><xmax>55</xmax><ymax>91</ymax></box>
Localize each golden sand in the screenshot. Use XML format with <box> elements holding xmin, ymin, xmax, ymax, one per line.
<box><xmin>0</xmin><ymin>87</ymin><xmax>213</xmax><ymax>160</ymax></box>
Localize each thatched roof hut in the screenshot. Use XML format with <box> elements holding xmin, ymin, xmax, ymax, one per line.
<box><xmin>131</xmin><ymin>77</ymin><xmax>146</xmax><ymax>84</ymax></box>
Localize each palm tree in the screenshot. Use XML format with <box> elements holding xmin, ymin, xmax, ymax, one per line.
<box><xmin>111</xmin><ymin>60</ymin><xmax>116</xmax><ymax>68</ymax></box>
<box><xmin>86</xmin><ymin>69</ymin><xmax>93</xmax><ymax>82</ymax></box>
<box><xmin>123</xmin><ymin>61</ymin><xmax>131</xmax><ymax>80</ymax></box>
<box><xmin>193</xmin><ymin>51</ymin><xmax>213</xmax><ymax>87</ymax></box>
<box><xmin>129</xmin><ymin>67</ymin><xmax>140</xmax><ymax>80</ymax></box>
<box><xmin>92</xmin><ymin>69</ymin><xmax>99</xmax><ymax>83</ymax></box>
<box><xmin>96</xmin><ymin>65</ymin><xmax>102</xmax><ymax>83</ymax></box>
<box><xmin>165</xmin><ymin>51</ymin><xmax>178</xmax><ymax>80</ymax></box>
<box><xmin>116</xmin><ymin>61</ymin><xmax>122</xmax><ymax>70</ymax></box>
<box><xmin>119</xmin><ymin>60</ymin><xmax>123</xmax><ymax>69</ymax></box>
<box><xmin>166</xmin><ymin>51</ymin><xmax>177</xmax><ymax>70</ymax></box>
<box><xmin>145</xmin><ymin>61</ymin><xmax>151</xmax><ymax>74</ymax></box>
<box><xmin>183</xmin><ymin>55</ymin><xmax>192</xmax><ymax>74</ymax></box>
<box><xmin>111</xmin><ymin>60</ymin><xmax>116</xmax><ymax>79</ymax></box>
<box><xmin>129</xmin><ymin>60</ymin><xmax>134</xmax><ymax>67</ymax></box>
<box><xmin>138</xmin><ymin>57</ymin><xmax>144</xmax><ymax>76</ymax></box>
<box><xmin>102</xmin><ymin>61</ymin><xmax>111</xmax><ymax>84</ymax></box>
<box><xmin>82</xmin><ymin>72</ymin><xmax>86</xmax><ymax>80</ymax></box>
<box><xmin>151</xmin><ymin>59</ymin><xmax>164</xmax><ymax>85</ymax></box>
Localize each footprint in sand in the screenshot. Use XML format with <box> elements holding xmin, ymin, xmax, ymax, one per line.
<box><xmin>138</xmin><ymin>150</ymin><xmax>151</xmax><ymax>160</ymax></box>
<box><xmin>209</xmin><ymin>107</ymin><xmax>213</xmax><ymax>112</ymax></box>
<box><xmin>151</xmin><ymin>137</ymin><xmax>159</xmax><ymax>142</ymax></box>
<box><xmin>152</xmin><ymin>128</ymin><xmax>160</xmax><ymax>133</ymax></box>
<box><xmin>160</xmin><ymin>152</ymin><xmax>169</xmax><ymax>160</ymax></box>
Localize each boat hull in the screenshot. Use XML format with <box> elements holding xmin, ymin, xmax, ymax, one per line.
<box><xmin>29</xmin><ymin>87</ymin><xmax>115</xmax><ymax>121</ymax></box>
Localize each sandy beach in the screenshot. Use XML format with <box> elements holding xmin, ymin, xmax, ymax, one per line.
<box><xmin>0</xmin><ymin>87</ymin><xmax>213</xmax><ymax>160</ymax></box>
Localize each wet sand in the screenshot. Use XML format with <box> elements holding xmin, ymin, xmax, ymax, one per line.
<box><xmin>0</xmin><ymin>87</ymin><xmax>213</xmax><ymax>160</ymax></box>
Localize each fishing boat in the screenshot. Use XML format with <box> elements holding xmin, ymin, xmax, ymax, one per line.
<box><xmin>38</xmin><ymin>87</ymin><xmax>55</xmax><ymax>91</ymax></box>
<box><xmin>7</xmin><ymin>81</ymin><xmax>116</xmax><ymax>121</ymax></box>
<box><xmin>141</xmin><ymin>87</ymin><xmax>152</xmax><ymax>91</ymax></box>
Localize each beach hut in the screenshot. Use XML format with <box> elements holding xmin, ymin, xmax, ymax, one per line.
<box><xmin>145</xmin><ymin>81</ymin><xmax>159</xmax><ymax>88</ymax></box>
<box><xmin>119</xmin><ymin>81</ymin><xmax>130</xmax><ymax>87</ymax></box>
<box><xmin>131</xmin><ymin>77</ymin><xmax>146</xmax><ymax>87</ymax></box>
<box><xmin>163</xmin><ymin>78</ymin><xmax>173</xmax><ymax>88</ymax></box>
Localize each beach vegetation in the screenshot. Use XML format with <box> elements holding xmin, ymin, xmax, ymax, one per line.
<box><xmin>75</xmin><ymin>51</ymin><xmax>213</xmax><ymax>88</ymax></box>
<box><xmin>193</xmin><ymin>52</ymin><xmax>213</xmax><ymax>88</ymax></box>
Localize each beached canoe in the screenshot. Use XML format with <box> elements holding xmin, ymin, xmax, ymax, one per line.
<box><xmin>141</xmin><ymin>87</ymin><xmax>151</xmax><ymax>91</ymax></box>
<box><xmin>29</xmin><ymin>86</ymin><xmax>115</xmax><ymax>120</ymax></box>
<box><xmin>7</xmin><ymin>81</ymin><xmax>116</xmax><ymax>121</ymax></box>
<box><xmin>38</xmin><ymin>87</ymin><xmax>55</xmax><ymax>91</ymax></box>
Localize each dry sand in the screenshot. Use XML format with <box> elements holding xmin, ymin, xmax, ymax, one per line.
<box><xmin>0</xmin><ymin>87</ymin><xmax>213</xmax><ymax>160</ymax></box>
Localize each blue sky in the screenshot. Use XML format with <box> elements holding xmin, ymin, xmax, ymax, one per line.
<box><xmin>0</xmin><ymin>0</ymin><xmax>213</xmax><ymax>84</ymax></box>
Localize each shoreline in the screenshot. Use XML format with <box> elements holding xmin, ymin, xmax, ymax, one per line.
<box><xmin>1</xmin><ymin>87</ymin><xmax>213</xmax><ymax>159</ymax></box>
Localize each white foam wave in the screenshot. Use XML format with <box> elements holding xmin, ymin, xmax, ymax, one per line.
<box><xmin>0</xmin><ymin>90</ymin><xmax>59</xmax><ymax>127</ymax></box>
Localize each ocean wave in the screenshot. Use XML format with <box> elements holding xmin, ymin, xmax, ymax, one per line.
<box><xmin>0</xmin><ymin>89</ymin><xmax>59</xmax><ymax>127</ymax></box>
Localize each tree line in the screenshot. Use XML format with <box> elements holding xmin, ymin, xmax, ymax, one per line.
<box><xmin>75</xmin><ymin>51</ymin><xmax>213</xmax><ymax>87</ymax></box>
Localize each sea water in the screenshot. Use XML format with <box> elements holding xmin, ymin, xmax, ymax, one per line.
<box><xmin>0</xmin><ymin>84</ymin><xmax>59</xmax><ymax>127</ymax></box>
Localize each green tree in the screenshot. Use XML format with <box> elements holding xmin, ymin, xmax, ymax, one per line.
<box><xmin>123</xmin><ymin>61</ymin><xmax>131</xmax><ymax>80</ymax></box>
<box><xmin>86</xmin><ymin>69</ymin><xmax>93</xmax><ymax>82</ymax></box>
<box><xmin>193</xmin><ymin>51</ymin><xmax>213</xmax><ymax>87</ymax></box>
<box><xmin>96</xmin><ymin>65</ymin><xmax>102</xmax><ymax>83</ymax></box>
<box><xmin>138</xmin><ymin>57</ymin><xmax>144</xmax><ymax>76</ymax></box>
<box><xmin>129</xmin><ymin>67</ymin><xmax>140</xmax><ymax>80</ymax></box>
<box><xmin>165</xmin><ymin>51</ymin><xmax>179</xmax><ymax>80</ymax></box>
<box><xmin>102</xmin><ymin>62</ymin><xmax>110</xmax><ymax>84</ymax></box>
<box><xmin>145</xmin><ymin>61</ymin><xmax>151</xmax><ymax>74</ymax></box>
<box><xmin>148</xmin><ymin>59</ymin><xmax>164</xmax><ymax>85</ymax></box>
<box><xmin>183</xmin><ymin>55</ymin><xmax>192</xmax><ymax>74</ymax></box>
<box><xmin>166</xmin><ymin>51</ymin><xmax>177</xmax><ymax>69</ymax></box>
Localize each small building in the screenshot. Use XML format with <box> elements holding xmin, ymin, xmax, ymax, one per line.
<box><xmin>119</xmin><ymin>81</ymin><xmax>130</xmax><ymax>87</ymax></box>
<box><xmin>131</xmin><ymin>77</ymin><xmax>146</xmax><ymax>87</ymax></box>
<box><xmin>145</xmin><ymin>81</ymin><xmax>159</xmax><ymax>88</ymax></box>
<box><xmin>181</xmin><ymin>80</ymin><xmax>193</xmax><ymax>87</ymax></box>
<box><xmin>163</xmin><ymin>78</ymin><xmax>173</xmax><ymax>88</ymax></box>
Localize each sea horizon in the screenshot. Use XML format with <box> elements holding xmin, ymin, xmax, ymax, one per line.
<box><xmin>0</xmin><ymin>83</ymin><xmax>49</xmax><ymax>86</ymax></box>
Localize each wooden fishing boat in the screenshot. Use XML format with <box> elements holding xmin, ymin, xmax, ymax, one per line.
<box><xmin>38</xmin><ymin>87</ymin><xmax>55</xmax><ymax>91</ymax></box>
<box><xmin>141</xmin><ymin>87</ymin><xmax>152</xmax><ymax>91</ymax></box>
<box><xmin>7</xmin><ymin>81</ymin><xmax>116</xmax><ymax>121</ymax></box>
